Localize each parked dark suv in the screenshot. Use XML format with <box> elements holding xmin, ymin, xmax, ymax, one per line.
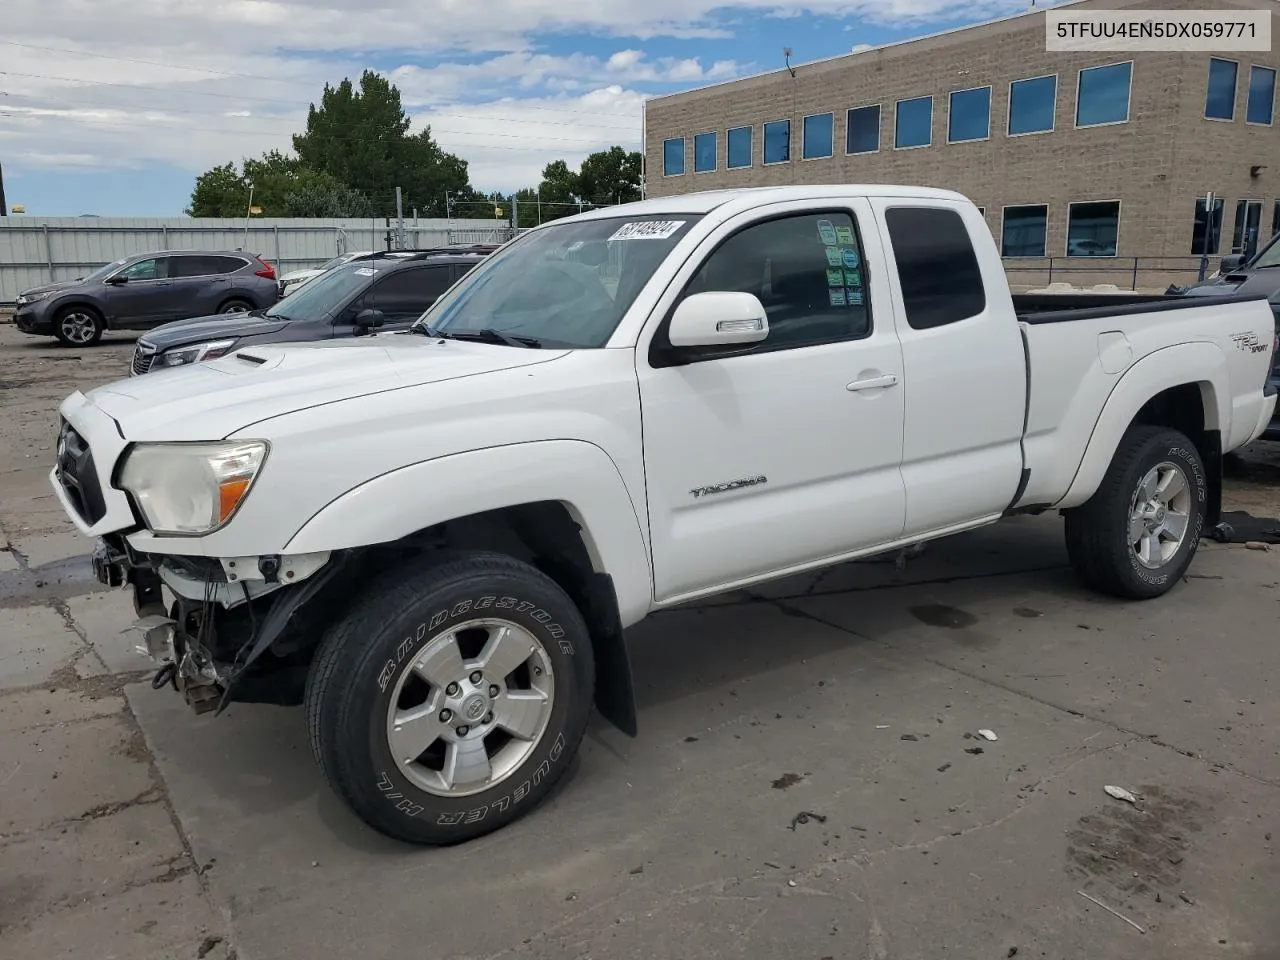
<box><xmin>14</xmin><ymin>250</ymin><xmax>280</xmax><ymax>348</ymax></box>
<box><xmin>130</xmin><ymin>249</ymin><xmax>491</xmax><ymax>375</ymax></box>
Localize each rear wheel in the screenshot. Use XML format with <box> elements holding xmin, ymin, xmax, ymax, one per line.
<box><xmin>53</xmin><ymin>307</ymin><xmax>104</xmax><ymax>347</ymax></box>
<box><xmin>305</xmin><ymin>552</ymin><xmax>595</xmax><ymax>844</ymax></box>
<box><xmin>218</xmin><ymin>299</ymin><xmax>252</xmax><ymax>314</ymax></box>
<box><xmin>1064</xmin><ymin>425</ymin><xmax>1207</xmax><ymax>599</ymax></box>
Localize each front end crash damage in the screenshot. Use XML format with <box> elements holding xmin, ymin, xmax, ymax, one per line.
<box><xmin>97</xmin><ymin>535</ymin><xmax>344</xmax><ymax>713</ymax></box>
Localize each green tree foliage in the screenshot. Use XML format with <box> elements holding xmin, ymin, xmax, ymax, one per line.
<box><xmin>186</xmin><ymin>151</ymin><xmax>372</xmax><ymax>217</ymax></box>
<box><xmin>577</xmin><ymin>146</ymin><xmax>643</xmax><ymax>207</ymax></box>
<box><xmin>292</xmin><ymin>71</ymin><xmax>470</xmax><ymax>217</ymax></box>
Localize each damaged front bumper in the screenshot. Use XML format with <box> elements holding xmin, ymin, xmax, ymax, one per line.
<box><xmin>94</xmin><ymin>534</ymin><xmax>340</xmax><ymax>714</ymax></box>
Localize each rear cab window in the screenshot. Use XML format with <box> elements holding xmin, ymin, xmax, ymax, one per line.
<box><xmin>884</xmin><ymin>206</ymin><xmax>986</xmax><ymax>329</ymax></box>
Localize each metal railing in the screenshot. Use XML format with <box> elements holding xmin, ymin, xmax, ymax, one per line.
<box><xmin>1002</xmin><ymin>255</ymin><xmax>1227</xmax><ymax>291</ymax></box>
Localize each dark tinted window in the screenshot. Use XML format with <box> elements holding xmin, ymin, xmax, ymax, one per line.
<box><xmin>1002</xmin><ymin>205</ymin><xmax>1048</xmax><ymax>258</ymax></box>
<box><xmin>1008</xmin><ymin>75</ymin><xmax>1056</xmax><ymax>134</ymax></box>
<box><xmin>369</xmin><ymin>266</ymin><xmax>455</xmax><ymax>319</ymax></box>
<box><xmin>885</xmin><ymin>207</ymin><xmax>985</xmax><ymax>330</ymax></box>
<box><xmin>1205</xmin><ymin>58</ymin><xmax>1238</xmax><ymax>120</ymax></box>
<box><xmin>1077</xmin><ymin>62</ymin><xmax>1131</xmax><ymax>127</ymax></box>
<box><xmin>681</xmin><ymin>211</ymin><xmax>870</xmax><ymax>352</ymax></box>
<box><xmin>171</xmin><ymin>255</ymin><xmax>244</xmax><ymax>277</ymax></box>
<box><xmin>1068</xmin><ymin>201</ymin><xmax>1120</xmax><ymax>257</ymax></box>
<box><xmin>846</xmin><ymin>104</ymin><xmax>880</xmax><ymax>154</ymax></box>
<box><xmin>948</xmin><ymin>87</ymin><xmax>991</xmax><ymax>143</ymax></box>
<box><xmin>727</xmin><ymin>126</ymin><xmax>752</xmax><ymax>168</ymax></box>
<box><xmin>1248</xmin><ymin>65</ymin><xmax>1275</xmax><ymax>124</ymax></box>
<box><xmin>1192</xmin><ymin>198</ymin><xmax>1224</xmax><ymax>255</ymax></box>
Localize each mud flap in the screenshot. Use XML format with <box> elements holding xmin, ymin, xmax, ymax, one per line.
<box><xmin>580</xmin><ymin>573</ymin><xmax>638</xmax><ymax>737</ymax></box>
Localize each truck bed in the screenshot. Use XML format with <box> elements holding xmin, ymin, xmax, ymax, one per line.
<box><xmin>1013</xmin><ymin>291</ymin><xmax>1265</xmax><ymax>322</ymax></box>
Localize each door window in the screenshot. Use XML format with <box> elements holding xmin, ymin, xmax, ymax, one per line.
<box><xmin>170</xmin><ymin>255</ymin><xmax>242</xmax><ymax>277</ymax></box>
<box><xmin>669</xmin><ymin>211</ymin><xmax>872</xmax><ymax>358</ymax></box>
<box><xmin>368</xmin><ymin>266</ymin><xmax>455</xmax><ymax>320</ymax></box>
<box><xmin>885</xmin><ymin>207</ymin><xmax>987</xmax><ymax>329</ymax></box>
<box><xmin>117</xmin><ymin>258</ymin><xmax>166</xmax><ymax>281</ymax></box>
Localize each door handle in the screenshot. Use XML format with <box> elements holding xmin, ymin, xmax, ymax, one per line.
<box><xmin>846</xmin><ymin>374</ymin><xmax>898</xmax><ymax>392</ymax></box>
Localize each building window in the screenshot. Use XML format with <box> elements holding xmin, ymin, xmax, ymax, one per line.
<box><xmin>764</xmin><ymin>120</ymin><xmax>791</xmax><ymax>164</ymax></box>
<box><xmin>663</xmin><ymin>138</ymin><xmax>685</xmax><ymax>177</ymax></box>
<box><xmin>1204</xmin><ymin>58</ymin><xmax>1238</xmax><ymax>120</ymax></box>
<box><xmin>694</xmin><ymin>132</ymin><xmax>717</xmax><ymax>173</ymax></box>
<box><xmin>727</xmin><ymin>126</ymin><xmax>752</xmax><ymax>168</ymax></box>
<box><xmin>1076</xmin><ymin>62</ymin><xmax>1132</xmax><ymax>127</ymax></box>
<box><xmin>1233</xmin><ymin>199</ymin><xmax>1263</xmax><ymax>257</ymax></box>
<box><xmin>1273</xmin><ymin>200</ymin><xmax>1280</xmax><ymax>240</ymax></box>
<box><xmin>1008</xmin><ymin>75</ymin><xmax>1057</xmax><ymax>135</ymax></box>
<box><xmin>802</xmin><ymin>113</ymin><xmax>835</xmax><ymax>159</ymax></box>
<box><xmin>1192</xmin><ymin>197</ymin><xmax>1225</xmax><ymax>255</ymax></box>
<box><xmin>884</xmin><ymin>207</ymin><xmax>986</xmax><ymax>330</ymax></box>
<box><xmin>1001</xmin><ymin>204</ymin><xmax>1048</xmax><ymax>258</ymax></box>
<box><xmin>1247</xmin><ymin>65</ymin><xmax>1275</xmax><ymax>125</ymax></box>
<box><xmin>846</xmin><ymin>105</ymin><xmax>881</xmax><ymax>154</ymax></box>
<box><xmin>895</xmin><ymin>96</ymin><xmax>933</xmax><ymax>149</ymax></box>
<box><xmin>1066</xmin><ymin>201</ymin><xmax>1120</xmax><ymax>257</ymax></box>
<box><xmin>948</xmin><ymin>86</ymin><xmax>991</xmax><ymax>143</ymax></box>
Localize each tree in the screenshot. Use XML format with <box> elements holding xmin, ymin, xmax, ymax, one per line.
<box><xmin>577</xmin><ymin>147</ymin><xmax>642</xmax><ymax>207</ymax></box>
<box><xmin>292</xmin><ymin>70</ymin><xmax>471</xmax><ymax>217</ymax></box>
<box><xmin>187</xmin><ymin>151</ymin><xmax>372</xmax><ymax>218</ymax></box>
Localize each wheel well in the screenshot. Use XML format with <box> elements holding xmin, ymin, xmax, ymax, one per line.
<box><xmin>52</xmin><ymin>301</ymin><xmax>103</xmax><ymax>321</ymax></box>
<box><xmin>1130</xmin><ymin>382</ymin><xmax>1222</xmax><ymax>526</ymax></box>
<box><xmin>217</xmin><ymin>296</ymin><xmax>252</xmax><ymax>310</ymax></box>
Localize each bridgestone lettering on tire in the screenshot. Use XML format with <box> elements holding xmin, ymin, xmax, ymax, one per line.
<box><xmin>1064</xmin><ymin>425</ymin><xmax>1207</xmax><ymax>600</ymax></box>
<box><xmin>305</xmin><ymin>552</ymin><xmax>595</xmax><ymax>844</ymax></box>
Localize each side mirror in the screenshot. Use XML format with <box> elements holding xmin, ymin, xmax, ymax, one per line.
<box><xmin>353</xmin><ymin>308</ymin><xmax>385</xmax><ymax>332</ymax></box>
<box><xmin>668</xmin><ymin>292</ymin><xmax>769</xmax><ymax>348</ymax></box>
<box><xmin>105</xmin><ymin>275</ymin><xmax>129</xmax><ymax>286</ymax></box>
<box><xmin>1219</xmin><ymin>254</ymin><xmax>1246</xmax><ymax>273</ymax></box>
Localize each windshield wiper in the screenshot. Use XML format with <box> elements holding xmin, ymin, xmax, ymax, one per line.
<box><xmin>422</xmin><ymin>327</ymin><xmax>543</xmax><ymax>349</ymax></box>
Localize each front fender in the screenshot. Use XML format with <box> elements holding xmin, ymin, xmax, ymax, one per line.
<box><xmin>284</xmin><ymin>439</ymin><xmax>654</xmax><ymax>626</ymax></box>
<box><xmin>1057</xmin><ymin>342</ymin><xmax>1227</xmax><ymax>510</ymax></box>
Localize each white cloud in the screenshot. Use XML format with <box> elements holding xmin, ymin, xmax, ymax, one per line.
<box><xmin>0</xmin><ymin>0</ymin><xmax>1035</xmax><ymax>195</ymax></box>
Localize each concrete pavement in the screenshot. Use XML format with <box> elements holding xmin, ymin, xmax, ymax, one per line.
<box><xmin>1</xmin><ymin>324</ymin><xmax>1278</xmax><ymax>959</ymax></box>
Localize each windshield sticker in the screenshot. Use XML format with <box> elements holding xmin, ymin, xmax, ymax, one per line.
<box><xmin>829</xmin><ymin>287</ymin><xmax>847</xmax><ymax>307</ymax></box>
<box><xmin>825</xmin><ymin>246</ymin><xmax>843</xmax><ymax>267</ymax></box>
<box><xmin>827</xmin><ymin>268</ymin><xmax>844</xmax><ymax>288</ymax></box>
<box><xmin>840</xmin><ymin>248</ymin><xmax>859</xmax><ymax>269</ymax></box>
<box><xmin>835</xmin><ymin>225</ymin><xmax>854</xmax><ymax>245</ymax></box>
<box><xmin>849</xmin><ymin>288</ymin><xmax>864</xmax><ymax>306</ymax></box>
<box><xmin>353</xmin><ymin>267</ymin><xmax>377</xmax><ymax>276</ymax></box>
<box><xmin>608</xmin><ymin>220</ymin><xmax>686</xmax><ymax>241</ymax></box>
<box><xmin>845</xmin><ymin>268</ymin><xmax>862</xmax><ymax>287</ymax></box>
<box><xmin>817</xmin><ymin>219</ymin><xmax>839</xmax><ymax>246</ymax></box>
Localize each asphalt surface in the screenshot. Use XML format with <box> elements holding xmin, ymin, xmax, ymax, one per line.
<box><xmin>1</xmin><ymin>322</ymin><xmax>1279</xmax><ymax>960</ymax></box>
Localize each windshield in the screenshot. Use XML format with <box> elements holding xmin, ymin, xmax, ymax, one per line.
<box><xmin>84</xmin><ymin>259</ymin><xmax>125</xmax><ymax>283</ymax></box>
<box><xmin>265</xmin><ymin>262</ymin><xmax>377</xmax><ymax>320</ymax></box>
<box><xmin>1250</xmin><ymin>234</ymin><xmax>1280</xmax><ymax>269</ymax></box>
<box><xmin>317</xmin><ymin>253</ymin><xmax>355</xmax><ymax>272</ymax></box>
<box><xmin>410</xmin><ymin>214</ymin><xmax>702</xmax><ymax>347</ymax></box>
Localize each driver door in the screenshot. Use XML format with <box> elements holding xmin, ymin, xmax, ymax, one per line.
<box><xmin>104</xmin><ymin>256</ymin><xmax>174</xmax><ymax>328</ymax></box>
<box><xmin>636</xmin><ymin>200</ymin><xmax>908</xmax><ymax>603</ymax></box>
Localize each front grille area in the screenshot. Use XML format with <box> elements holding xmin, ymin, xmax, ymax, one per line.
<box><xmin>131</xmin><ymin>342</ymin><xmax>156</xmax><ymax>376</ymax></box>
<box><xmin>56</xmin><ymin>420</ymin><xmax>107</xmax><ymax>525</ymax></box>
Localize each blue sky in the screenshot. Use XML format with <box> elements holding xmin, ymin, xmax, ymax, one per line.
<box><xmin>3</xmin><ymin>1</ymin><xmax>1044</xmax><ymax>217</ymax></box>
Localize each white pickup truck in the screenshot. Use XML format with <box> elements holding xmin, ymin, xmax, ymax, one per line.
<box><xmin>51</xmin><ymin>186</ymin><xmax>1277</xmax><ymax>844</ymax></box>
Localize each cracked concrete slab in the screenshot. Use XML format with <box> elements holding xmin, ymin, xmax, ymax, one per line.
<box><xmin>0</xmin><ymin>685</ymin><xmax>124</xmax><ymax>735</ymax></box>
<box><xmin>11</xmin><ymin>531</ymin><xmax>90</xmax><ymax>573</ymax></box>
<box><xmin>0</xmin><ymin>605</ymin><xmax>83</xmax><ymax>691</ymax></box>
<box><xmin>64</xmin><ymin>591</ymin><xmax>153</xmax><ymax>678</ymax></box>
<box><xmin>0</xmin><ymin>712</ymin><xmax>154</xmax><ymax>836</ymax></box>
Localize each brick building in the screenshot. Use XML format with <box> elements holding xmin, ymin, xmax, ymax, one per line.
<box><xmin>642</xmin><ymin>0</ymin><xmax>1280</xmax><ymax>290</ymax></box>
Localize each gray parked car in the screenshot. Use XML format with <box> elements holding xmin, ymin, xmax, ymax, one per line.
<box><xmin>13</xmin><ymin>250</ymin><xmax>280</xmax><ymax>347</ymax></box>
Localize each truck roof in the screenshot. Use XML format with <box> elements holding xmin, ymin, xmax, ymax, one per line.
<box><xmin>567</xmin><ymin>185</ymin><xmax>974</xmax><ymax>222</ymax></box>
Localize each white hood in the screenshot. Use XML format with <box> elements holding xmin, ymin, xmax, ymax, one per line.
<box><xmin>85</xmin><ymin>335</ymin><xmax>569</xmax><ymax>441</ymax></box>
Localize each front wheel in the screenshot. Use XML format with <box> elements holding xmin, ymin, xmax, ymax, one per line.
<box><xmin>305</xmin><ymin>552</ymin><xmax>595</xmax><ymax>844</ymax></box>
<box><xmin>218</xmin><ymin>299</ymin><xmax>252</xmax><ymax>314</ymax></box>
<box><xmin>53</xmin><ymin>307</ymin><xmax>104</xmax><ymax>347</ymax></box>
<box><xmin>1064</xmin><ymin>425</ymin><xmax>1207</xmax><ymax>599</ymax></box>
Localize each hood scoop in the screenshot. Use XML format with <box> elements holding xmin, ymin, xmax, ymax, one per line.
<box><xmin>236</xmin><ymin>353</ymin><xmax>268</xmax><ymax>365</ymax></box>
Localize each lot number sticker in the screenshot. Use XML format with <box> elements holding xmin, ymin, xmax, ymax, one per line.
<box><xmin>608</xmin><ymin>220</ymin><xmax>686</xmax><ymax>241</ymax></box>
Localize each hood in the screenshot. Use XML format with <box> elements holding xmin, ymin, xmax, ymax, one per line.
<box><xmin>1183</xmin><ymin>269</ymin><xmax>1280</xmax><ymax>299</ymax></box>
<box><xmin>279</xmin><ymin>268</ymin><xmax>321</xmax><ymax>284</ymax></box>
<box><xmin>84</xmin><ymin>334</ymin><xmax>569</xmax><ymax>440</ymax></box>
<box><xmin>140</xmin><ymin>312</ymin><xmax>291</xmax><ymax>351</ymax></box>
<box><xmin>19</xmin><ymin>278</ymin><xmax>84</xmax><ymax>298</ymax></box>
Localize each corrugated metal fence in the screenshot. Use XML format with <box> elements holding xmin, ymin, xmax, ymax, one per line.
<box><xmin>0</xmin><ymin>216</ymin><xmax>514</xmax><ymax>303</ymax></box>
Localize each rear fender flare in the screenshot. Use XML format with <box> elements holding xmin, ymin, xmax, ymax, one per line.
<box><xmin>1057</xmin><ymin>342</ymin><xmax>1226</xmax><ymax>509</ymax></box>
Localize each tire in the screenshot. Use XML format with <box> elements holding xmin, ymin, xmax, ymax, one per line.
<box><xmin>305</xmin><ymin>551</ymin><xmax>595</xmax><ymax>844</ymax></box>
<box><xmin>217</xmin><ymin>299</ymin><xmax>252</xmax><ymax>314</ymax></box>
<box><xmin>1064</xmin><ymin>425</ymin><xmax>1207</xmax><ymax>599</ymax></box>
<box><xmin>53</xmin><ymin>306</ymin><xmax>104</xmax><ymax>347</ymax></box>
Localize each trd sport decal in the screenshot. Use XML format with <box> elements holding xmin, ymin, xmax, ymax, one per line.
<box><xmin>690</xmin><ymin>475</ymin><xmax>768</xmax><ymax>499</ymax></box>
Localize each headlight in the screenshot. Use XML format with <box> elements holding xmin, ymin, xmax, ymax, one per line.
<box><xmin>117</xmin><ymin>441</ymin><xmax>268</xmax><ymax>535</ymax></box>
<box><xmin>16</xmin><ymin>291</ymin><xmax>50</xmax><ymax>305</ymax></box>
<box><xmin>158</xmin><ymin>339</ymin><xmax>237</xmax><ymax>367</ymax></box>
